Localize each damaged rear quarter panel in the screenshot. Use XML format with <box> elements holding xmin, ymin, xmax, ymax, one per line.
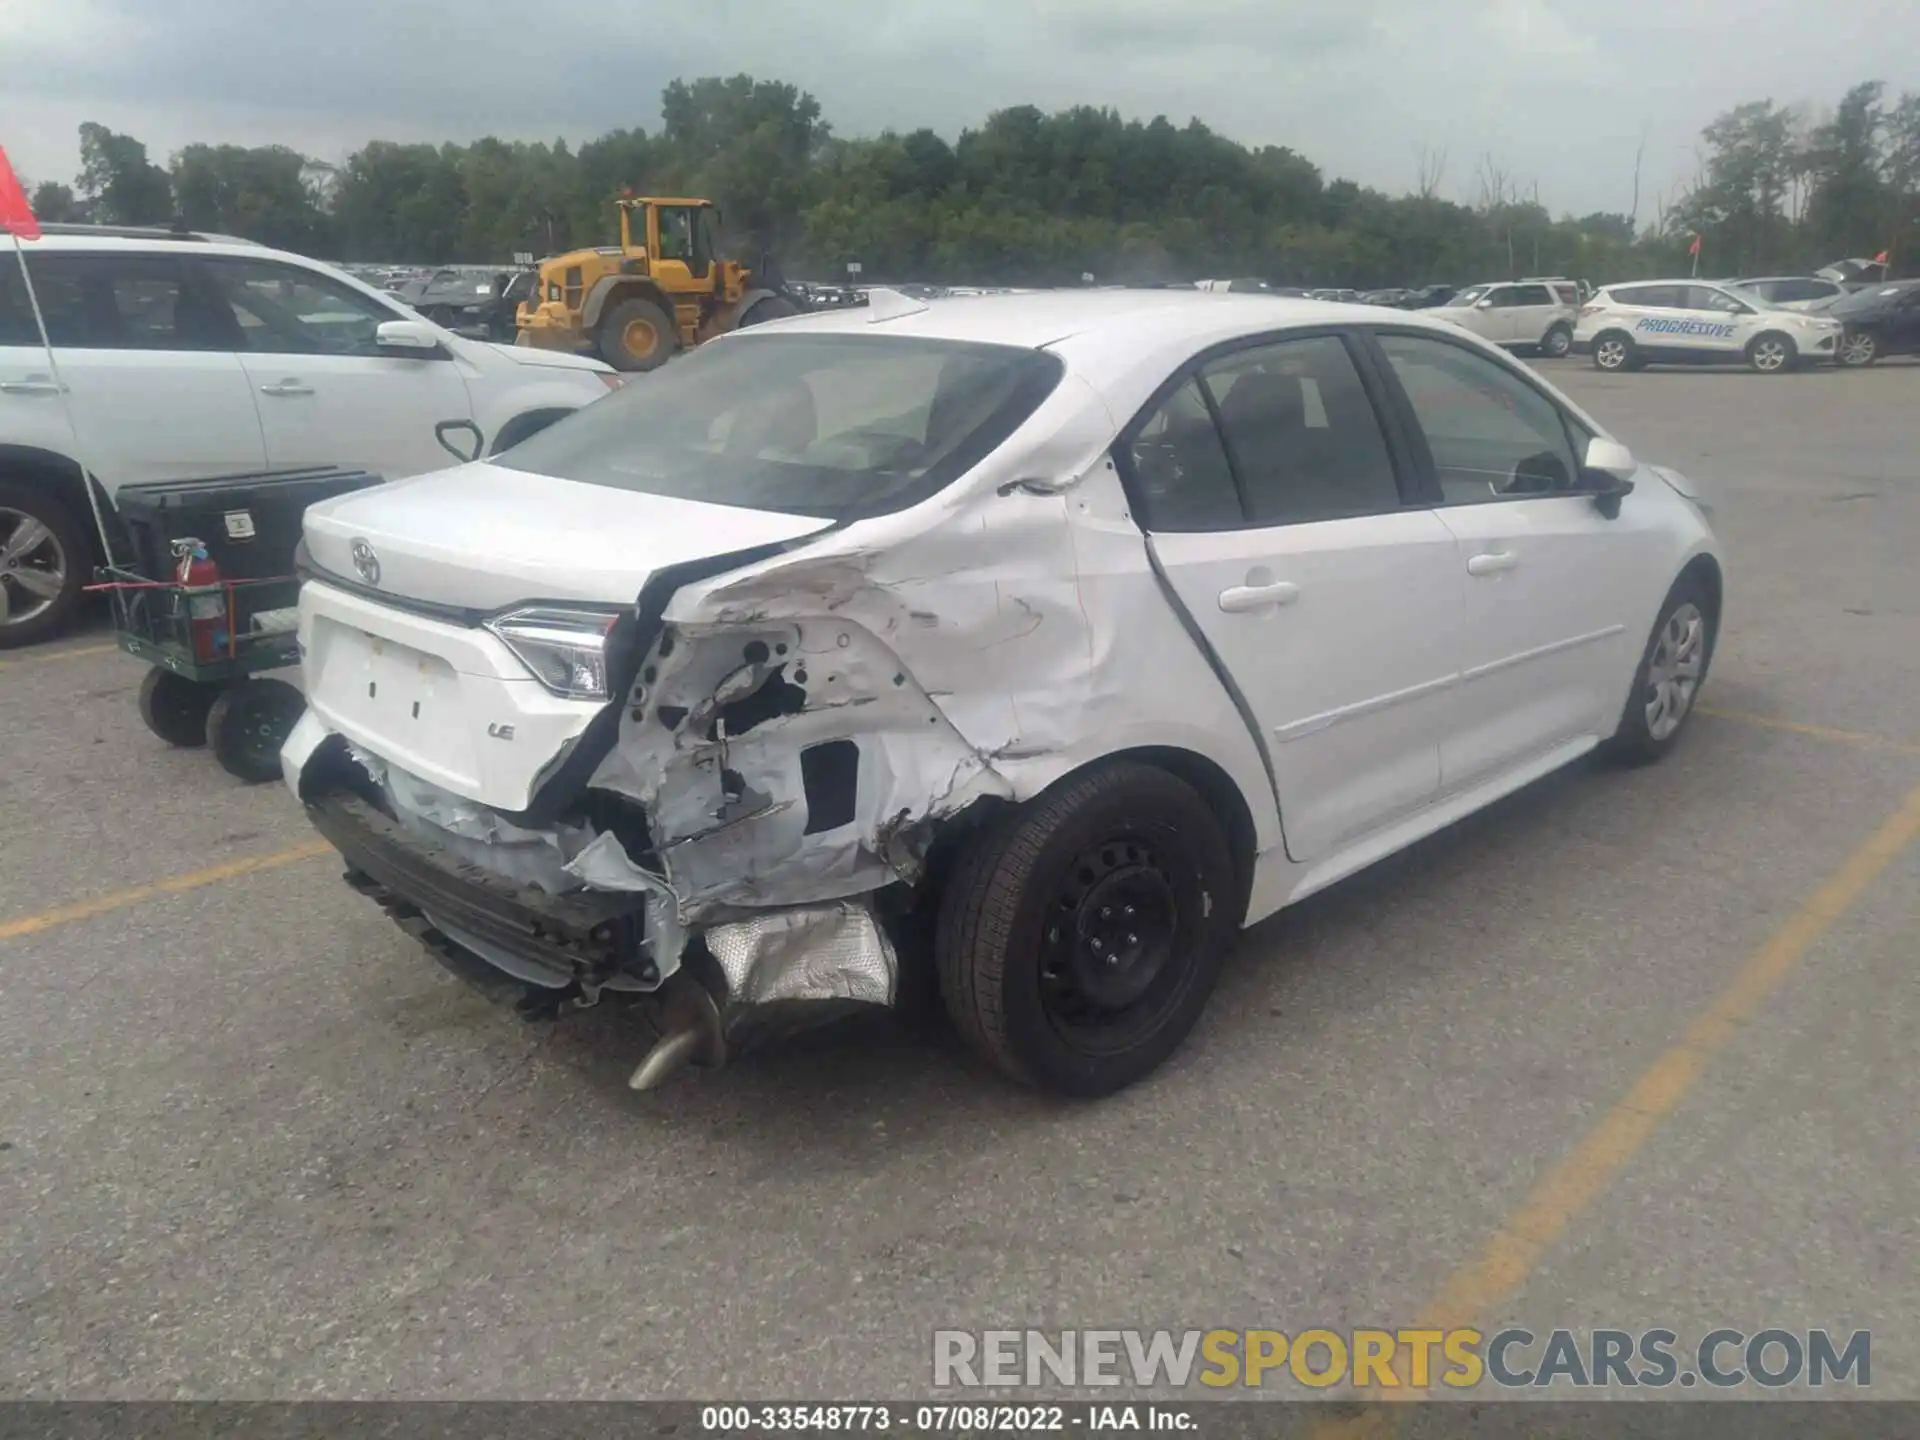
<box><xmin>582</xmin><ymin>370</ymin><xmax>1280</xmax><ymax>926</ymax></box>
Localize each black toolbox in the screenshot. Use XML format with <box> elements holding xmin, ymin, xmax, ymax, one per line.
<box><xmin>114</xmin><ymin>465</ymin><xmax>384</xmax><ymax>583</ymax></box>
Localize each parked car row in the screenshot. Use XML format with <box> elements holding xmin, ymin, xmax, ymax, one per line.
<box><xmin>0</xmin><ymin>225</ymin><xmax>622</xmax><ymax>648</ymax></box>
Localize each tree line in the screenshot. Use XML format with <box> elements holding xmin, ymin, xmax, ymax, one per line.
<box><xmin>21</xmin><ymin>75</ymin><xmax>1920</xmax><ymax>288</ymax></box>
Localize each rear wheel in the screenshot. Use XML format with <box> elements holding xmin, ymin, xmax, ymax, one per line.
<box><xmin>1540</xmin><ymin>323</ymin><xmax>1573</xmax><ymax>358</ymax></box>
<box><xmin>935</xmin><ymin>763</ymin><xmax>1238</xmax><ymax>1097</ymax></box>
<box><xmin>138</xmin><ymin>668</ymin><xmax>220</xmax><ymax>748</ymax></box>
<box><xmin>1838</xmin><ymin>329</ymin><xmax>1878</xmax><ymax>368</ymax></box>
<box><xmin>206</xmin><ymin>677</ymin><xmax>308</xmax><ymax>784</ymax></box>
<box><xmin>1747</xmin><ymin>331</ymin><xmax>1796</xmax><ymax>373</ymax></box>
<box><xmin>0</xmin><ymin>482</ymin><xmax>88</xmax><ymax>650</ymax></box>
<box><xmin>597</xmin><ymin>297</ymin><xmax>677</xmax><ymax>373</ymax></box>
<box><xmin>1592</xmin><ymin>331</ymin><xmax>1637</xmax><ymax>372</ymax></box>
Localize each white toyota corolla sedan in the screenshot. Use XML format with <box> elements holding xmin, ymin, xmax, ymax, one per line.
<box><xmin>282</xmin><ymin>288</ymin><xmax>1722</xmax><ymax>1098</ymax></box>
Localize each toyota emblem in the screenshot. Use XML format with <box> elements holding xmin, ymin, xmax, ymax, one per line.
<box><xmin>350</xmin><ymin>539</ymin><xmax>381</xmax><ymax>587</ymax></box>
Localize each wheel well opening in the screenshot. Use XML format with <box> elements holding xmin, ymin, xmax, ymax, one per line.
<box><xmin>0</xmin><ymin>445</ymin><xmax>112</xmax><ymax>566</ymax></box>
<box><xmin>1678</xmin><ymin>553</ymin><xmax>1723</xmax><ymax>631</ymax></box>
<box><xmin>1108</xmin><ymin>746</ymin><xmax>1257</xmax><ymax>927</ymax></box>
<box><xmin>602</xmin><ymin>284</ymin><xmax>673</xmax><ymax>325</ymax></box>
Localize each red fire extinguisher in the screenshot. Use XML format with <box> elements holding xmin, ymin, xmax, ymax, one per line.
<box><xmin>174</xmin><ymin>539</ymin><xmax>228</xmax><ymax>663</ymax></box>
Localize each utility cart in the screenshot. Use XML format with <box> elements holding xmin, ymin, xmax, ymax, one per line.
<box><xmin>94</xmin><ymin>466</ymin><xmax>384</xmax><ymax>783</ymax></box>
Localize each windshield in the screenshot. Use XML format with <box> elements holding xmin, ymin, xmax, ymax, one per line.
<box><xmin>495</xmin><ymin>332</ymin><xmax>1065</xmax><ymax>520</ymax></box>
<box><xmin>1448</xmin><ymin>285</ymin><xmax>1491</xmax><ymax>306</ymax></box>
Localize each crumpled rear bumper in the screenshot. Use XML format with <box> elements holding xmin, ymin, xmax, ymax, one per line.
<box><xmin>299</xmin><ymin>744</ymin><xmax>900</xmax><ymax>1085</ymax></box>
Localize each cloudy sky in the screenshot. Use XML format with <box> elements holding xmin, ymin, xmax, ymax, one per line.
<box><xmin>2</xmin><ymin>0</ymin><xmax>1915</xmax><ymax>220</ymax></box>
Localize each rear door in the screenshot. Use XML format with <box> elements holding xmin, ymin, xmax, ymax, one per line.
<box><xmin>1681</xmin><ymin>285</ymin><xmax>1757</xmax><ymax>357</ymax></box>
<box><xmin>1368</xmin><ymin>330</ymin><xmax>1656</xmax><ymax>789</ymax></box>
<box><xmin>10</xmin><ymin>251</ymin><xmax>267</xmax><ymax>489</ymax></box>
<box><xmin>1503</xmin><ymin>283</ymin><xmax>1558</xmax><ymax>345</ymax></box>
<box><xmin>1123</xmin><ymin>330</ymin><xmax>1463</xmax><ymax>863</ymax></box>
<box><xmin>198</xmin><ymin>255</ymin><xmax>476</xmax><ymax>481</ymax></box>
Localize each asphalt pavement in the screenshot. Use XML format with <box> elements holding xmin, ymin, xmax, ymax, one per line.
<box><xmin>1</xmin><ymin>357</ymin><xmax>1916</xmax><ymax>1409</ymax></box>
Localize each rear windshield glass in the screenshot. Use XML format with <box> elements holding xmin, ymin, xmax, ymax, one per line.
<box><xmin>495</xmin><ymin>332</ymin><xmax>1065</xmax><ymax>520</ymax></box>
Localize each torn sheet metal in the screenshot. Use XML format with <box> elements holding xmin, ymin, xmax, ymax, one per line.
<box><xmin>563</xmin><ymin>831</ymin><xmax>687</xmax><ymax>979</ymax></box>
<box><xmin>350</xmin><ymin>744</ymin><xmax>592</xmax><ymax>896</ymax></box>
<box><xmin>584</xmin><ymin>614</ymin><xmax>1015</xmax><ymax>925</ymax></box>
<box><xmin>704</xmin><ymin>900</ymin><xmax>897</xmax><ymax>1009</ymax></box>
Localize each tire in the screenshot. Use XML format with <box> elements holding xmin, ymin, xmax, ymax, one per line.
<box><xmin>596</xmin><ymin>297</ymin><xmax>677</xmax><ymax>373</ymax></box>
<box><xmin>1602</xmin><ymin>577</ymin><xmax>1716</xmax><ymax>766</ymax></box>
<box><xmin>1837</xmin><ymin>329</ymin><xmax>1878</xmax><ymax>368</ymax></box>
<box><xmin>934</xmin><ymin>762</ymin><xmax>1238</xmax><ymax>1097</ymax></box>
<box><xmin>0</xmin><ymin>480</ymin><xmax>88</xmax><ymax>650</ymax></box>
<box><xmin>1540</xmin><ymin>323</ymin><xmax>1573</xmax><ymax>358</ymax></box>
<box><xmin>1747</xmin><ymin>331</ymin><xmax>1796</xmax><ymax>374</ymax></box>
<box><xmin>737</xmin><ymin>295</ymin><xmax>801</xmax><ymax>328</ymax></box>
<box><xmin>138</xmin><ymin>668</ymin><xmax>220</xmax><ymax>748</ymax></box>
<box><xmin>1591</xmin><ymin>331</ymin><xmax>1637</xmax><ymax>372</ymax></box>
<box><xmin>206</xmin><ymin>677</ymin><xmax>308</xmax><ymax>785</ymax></box>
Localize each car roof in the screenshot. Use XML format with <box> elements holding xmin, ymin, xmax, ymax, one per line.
<box><xmin>767</xmin><ymin>287</ymin><xmax>1456</xmax><ymax>351</ymax></box>
<box><xmin>20</xmin><ymin>232</ymin><xmax>291</xmax><ymax>262</ymax></box>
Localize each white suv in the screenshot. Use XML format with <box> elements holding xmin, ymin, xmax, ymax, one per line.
<box><xmin>0</xmin><ymin>226</ymin><xmax>621</xmax><ymax>647</ymax></box>
<box><xmin>1427</xmin><ymin>280</ymin><xmax>1580</xmax><ymax>357</ymax></box>
<box><xmin>1573</xmin><ymin>280</ymin><xmax>1843</xmax><ymax>374</ymax></box>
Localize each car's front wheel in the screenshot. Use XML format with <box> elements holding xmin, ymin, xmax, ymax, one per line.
<box><xmin>1747</xmin><ymin>331</ymin><xmax>1797</xmax><ymax>373</ymax></box>
<box><xmin>1838</xmin><ymin>329</ymin><xmax>1878</xmax><ymax>368</ymax></box>
<box><xmin>1603</xmin><ymin>578</ymin><xmax>1716</xmax><ymax>765</ymax></box>
<box><xmin>936</xmin><ymin>762</ymin><xmax>1239</xmax><ymax>1097</ymax></box>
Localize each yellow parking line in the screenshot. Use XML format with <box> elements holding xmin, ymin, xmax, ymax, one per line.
<box><xmin>1701</xmin><ymin>706</ymin><xmax>1920</xmax><ymax>758</ymax></box>
<box><xmin>0</xmin><ymin>840</ymin><xmax>332</xmax><ymax>941</ymax></box>
<box><xmin>0</xmin><ymin>642</ymin><xmax>117</xmax><ymax>675</ymax></box>
<box><xmin>1312</xmin><ymin>780</ymin><xmax>1920</xmax><ymax>1436</ymax></box>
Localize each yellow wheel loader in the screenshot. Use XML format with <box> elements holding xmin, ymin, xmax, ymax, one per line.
<box><xmin>515</xmin><ymin>197</ymin><xmax>806</xmax><ymax>372</ymax></box>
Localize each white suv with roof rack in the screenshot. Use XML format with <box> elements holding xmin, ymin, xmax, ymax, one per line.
<box><xmin>1426</xmin><ymin>280</ymin><xmax>1581</xmax><ymax>356</ymax></box>
<box><xmin>1572</xmin><ymin>279</ymin><xmax>1843</xmax><ymax>373</ymax></box>
<box><xmin>0</xmin><ymin>224</ymin><xmax>621</xmax><ymax>648</ymax></box>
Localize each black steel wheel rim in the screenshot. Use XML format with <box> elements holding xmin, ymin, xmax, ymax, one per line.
<box><xmin>1038</xmin><ymin>834</ymin><xmax>1192</xmax><ymax>1054</ymax></box>
<box><xmin>232</xmin><ymin>689</ymin><xmax>302</xmax><ymax>768</ymax></box>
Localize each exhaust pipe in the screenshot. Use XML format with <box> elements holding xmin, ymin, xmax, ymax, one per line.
<box><xmin>628</xmin><ymin>967</ymin><xmax>726</xmax><ymax>1092</ymax></box>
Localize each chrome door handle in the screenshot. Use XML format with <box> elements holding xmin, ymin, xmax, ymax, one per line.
<box><xmin>1218</xmin><ymin>581</ymin><xmax>1300</xmax><ymax>613</ymax></box>
<box><xmin>0</xmin><ymin>379</ymin><xmax>66</xmax><ymax>396</ymax></box>
<box><xmin>1467</xmin><ymin>550</ymin><xmax>1518</xmax><ymax>576</ymax></box>
<box><xmin>259</xmin><ymin>381</ymin><xmax>315</xmax><ymax>397</ymax></box>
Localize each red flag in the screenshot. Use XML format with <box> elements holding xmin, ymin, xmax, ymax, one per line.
<box><xmin>1873</xmin><ymin>249</ymin><xmax>1890</xmax><ymax>265</ymax></box>
<box><xmin>0</xmin><ymin>146</ymin><xmax>41</xmax><ymax>241</ymax></box>
<box><xmin>1688</xmin><ymin>233</ymin><xmax>1702</xmax><ymax>256</ymax></box>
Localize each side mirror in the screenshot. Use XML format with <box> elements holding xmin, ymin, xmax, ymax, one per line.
<box><xmin>376</xmin><ymin>319</ymin><xmax>442</xmax><ymax>353</ymax></box>
<box><xmin>435</xmin><ymin>419</ymin><xmax>485</xmax><ymax>464</ymax></box>
<box><xmin>1581</xmin><ymin>436</ymin><xmax>1637</xmax><ymax>519</ymax></box>
<box><xmin>1475</xmin><ymin>297</ymin><xmax>1496</xmax><ymax>309</ymax></box>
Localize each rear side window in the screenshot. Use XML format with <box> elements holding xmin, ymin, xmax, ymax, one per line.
<box><xmin>1122</xmin><ymin>377</ymin><xmax>1243</xmax><ymax>532</ymax></box>
<box><xmin>1375</xmin><ymin>333</ymin><xmax>1581</xmax><ymax>505</ymax></box>
<box><xmin>496</xmin><ymin>332</ymin><xmax>1064</xmax><ymax>521</ymax></box>
<box><xmin>17</xmin><ymin>253</ymin><xmax>237</xmax><ymax>351</ymax></box>
<box><xmin>1610</xmin><ymin>285</ymin><xmax>1683</xmax><ymax>309</ymax></box>
<box><xmin>1199</xmin><ymin>335</ymin><xmax>1401</xmax><ymax>526</ymax></box>
<box><xmin>1687</xmin><ymin>286</ymin><xmax>1749</xmax><ymax>314</ymax></box>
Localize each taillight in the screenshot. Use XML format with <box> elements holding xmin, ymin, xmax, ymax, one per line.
<box><xmin>1579</xmin><ymin>303</ymin><xmax>1602</xmax><ymax>317</ymax></box>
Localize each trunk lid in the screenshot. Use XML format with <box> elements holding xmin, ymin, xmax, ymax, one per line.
<box><xmin>302</xmin><ymin>460</ymin><xmax>833</xmax><ymax>611</ymax></box>
<box><xmin>297</xmin><ymin>462</ymin><xmax>835</xmax><ymax>810</ymax></box>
